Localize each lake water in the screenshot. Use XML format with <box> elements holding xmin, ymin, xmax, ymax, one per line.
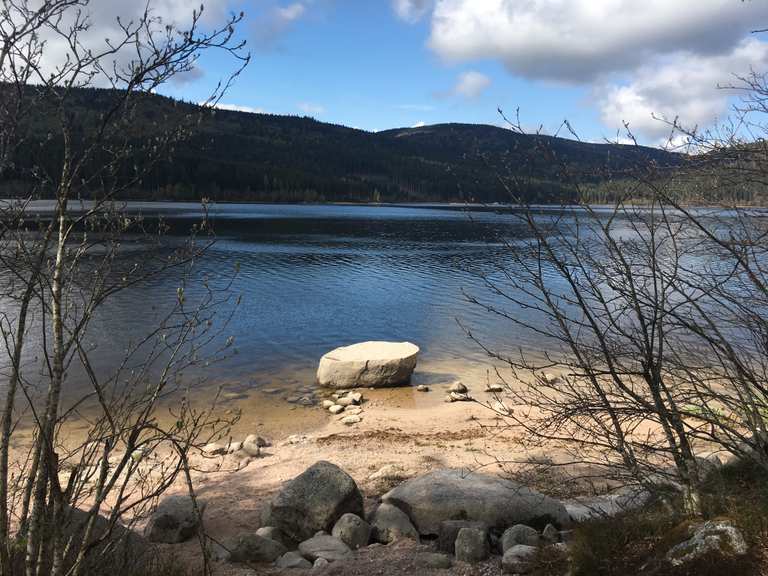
<box><xmin>0</xmin><ymin>202</ymin><xmax>639</xmax><ymax>404</ymax></box>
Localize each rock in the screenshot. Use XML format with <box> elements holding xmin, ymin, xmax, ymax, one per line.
<box><xmin>502</xmin><ymin>525</ymin><xmax>540</xmax><ymax>551</ymax></box>
<box><xmin>341</xmin><ymin>415</ymin><xmax>362</xmax><ymax>425</ymax></box>
<box><xmin>337</xmin><ymin>397</ymin><xmax>355</xmax><ymax>407</ymax></box>
<box><xmin>566</xmin><ymin>486</ymin><xmax>651</xmax><ymax>522</ymax></box>
<box><xmin>382</xmin><ymin>469</ymin><xmax>570</xmax><ymax>535</ymax></box>
<box><xmin>145</xmin><ymin>495</ymin><xmax>205</xmax><ymax>543</ymax></box>
<box><xmin>666</xmin><ymin>520</ymin><xmax>748</xmax><ymax>567</ymax></box>
<box><xmin>502</xmin><ymin>544</ymin><xmax>538</xmax><ymax>574</ymax></box>
<box><xmin>370</xmin><ymin>503</ymin><xmax>419</xmax><ymax>543</ymax></box>
<box><xmin>227</xmin><ymin>441</ymin><xmax>243</xmax><ymax>454</ymax></box>
<box><xmin>266</xmin><ymin>461</ymin><xmax>364</xmax><ymax>542</ymax></box>
<box><xmin>317</xmin><ymin>341</ymin><xmax>420</xmax><ymax>389</ymax></box>
<box><xmin>227</xmin><ymin>533</ymin><xmax>287</xmax><ymax>564</ymax></box>
<box><xmin>202</xmin><ymin>443</ymin><xmax>226</xmax><ymax>456</ymax></box>
<box><xmin>449</xmin><ymin>381</ymin><xmax>468</xmax><ymax>394</ymax></box>
<box><xmin>255</xmin><ymin>526</ymin><xmax>294</xmax><ymax>549</ymax></box>
<box><xmin>298</xmin><ymin>534</ymin><xmax>351</xmax><ymax>562</ymax></box>
<box><xmin>344</xmin><ymin>406</ymin><xmax>363</xmax><ymax>416</ymax></box>
<box><xmin>437</xmin><ymin>520</ymin><xmax>488</xmax><ymax>554</ymax></box>
<box><xmin>542</xmin><ymin>523</ymin><xmax>559</xmax><ymax>544</ymax></box>
<box><xmin>276</xmin><ymin>550</ymin><xmax>312</xmax><ymax>569</ymax></box>
<box><xmin>486</xmin><ymin>384</ymin><xmax>504</xmax><ymax>393</ymax></box>
<box><xmin>416</xmin><ymin>385</ymin><xmax>429</xmax><ymax>392</ymax></box>
<box><xmin>313</xmin><ymin>558</ymin><xmax>329</xmax><ymax>569</ymax></box>
<box><xmin>418</xmin><ymin>552</ymin><xmax>452</xmax><ymax>569</ymax></box>
<box><xmin>332</xmin><ymin>513</ymin><xmax>371</xmax><ymax>549</ymax></box>
<box><xmin>256</xmin><ymin>436</ymin><xmax>272</xmax><ymax>448</ymax></box>
<box><xmin>323</xmin><ymin>400</ymin><xmax>335</xmax><ymax>409</ymax></box>
<box><xmin>348</xmin><ymin>392</ymin><xmax>363</xmax><ymax>404</ymax></box>
<box><xmin>446</xmin><ymin>392</ymin><xmax>471</xmax><ymax>402</ymax></box>
<box><xmin>542</xmin><ymin>372</ymin><xmax>560</xmax><ymax>384</ymax></box>
<box><xmin>329</xmin><ymin>405</ymin><xmax>345</xmax><ymax>414</ymax></box>
<box><xmin>242</xmin><ymin>434</ymin><xmax>263</xmax><ymax>457</ymax></box>
<box><xmin>455</xmin><ymin>527</ymin><xmax>490</xmax><ymax>564</ymax></box>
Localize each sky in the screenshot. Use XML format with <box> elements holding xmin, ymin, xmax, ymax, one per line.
<box><xmin>45</xmin><ymin>0</ymin><xmax>768</xmax><ymax>145</ymax></box>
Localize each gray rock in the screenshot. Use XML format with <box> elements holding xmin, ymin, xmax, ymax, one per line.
<box><xmin>242</xmin><ymin>434</ymin><xmax>262</xmax><ymax>457</ymax></box>
<box><xmin>332</xmin><ymin>513</ymin><xmax>371</xmax><ymax>550</ymax></box>
<box><xmin>542</xmin><ymin>523</ymin><xmax>559</xmax><ymax>544</ymax></box>
<box><xmin>565</xmin><ymin>487</ymin><xmax>652</xmax><ymax>522</ymax></box>
<box><xmin>341</xmin><ymin>415</ymin><xmax>361</xmax><ymax>425</ymax></box>
<box><xmin>502</xmin><ymin>525</ymin><xmax>540</xmax><ymax>551</ymax></box>
<box><xmin>382</xmin><ymin>469</ymin><xmax>570</xmax><ymax>535</ymax></box>
<box><xmin>486</xmin><ymin>384</ymin><xmax>504</xmax><ymax>393</ymax></box>
<box><xmin>449</xmin><ymin>381</ymin><xmax>468</xmax><ymax>393</ymax></box>
<box><xmin>313</xmin><ymin>558</ymin><xmax>329</xmax><ymax>569</ymax></box>
<box><xmin>446</xmin><ymin>392</ymin><xmax>471</xmax><ymax>402</ymax></box>
<box><xmin>266</xmin><ymin>461</ymin><xmax>364</xmax><ymax>542</ymax></box>
<box><xmin>455</xmin><ymin>527</ymin><xmax>489</xmax><ymax>564</ymax></box>
<box><xmin>276</xmin><ymin>550</ymin><xmax>312</xmax><ymax>569</ymax></box>
<box><xmin>343</xmin><ymin>406</ymin><xmax>363</xmax><ymax>416</ymax></box>
<box><xmin>145</xmin><ymin>495</ymin><xmax>206</xmax><ymax>544</ymax></box>
<box><xmin>667</xmin><ymin>521</ymin><xmax>748</xmax><ymax>566</ymax></box>
<box><xmin>370</xmin><ymin>503</ymin><xmax>419</xmax><ymax>544</ymax></box>
<box><xmin>416</xmin><ymin>385</ymin><xmax>430</xmax><ymax>392</ymax></box>
<box><xmin>298</xmin><ymin>534</ymin><xmax>351</xmax><ymax>562</ymax></box>
<box><xmin>317</xmin><ymin>341</ymin><xmax>420</xmax><ymax>389</ymax></box>
<box><xmin>437</xmin><ymin>520</ymin><xmax>488</xmax><ymax>553</ymax></box>
<box><xmin>348</xmin><ymin>392</ymin><xmax>363</xmax><ymax>404</ymax></box>
<box><xmin>256</xmin><ymin>526</ymin><xmax>294</xmax><ymax>549</ymax></box>
<box><xmin>418</xmin><ymin>552</ymin><xmax>452</xmax><ymax>569</ymax></box>
<box><xmin>502</xmin><ymin>544</ymin><xmax>538</xmax><ymax>574</ymax></box>
<box><xmin>337</xmin><ymin>397</ymin><xmax>354</xmax><ymax>406</ymax></box>
<box><xmin>228</xmin><ymin>533</ymin><xmax>287</xmax><ymax>564</ymax></box>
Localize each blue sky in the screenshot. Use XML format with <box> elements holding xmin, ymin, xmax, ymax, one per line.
<box><xmin>157</xmin><ymin>0</ymin><xmax>768</xmax><ymax>145</ymax></box>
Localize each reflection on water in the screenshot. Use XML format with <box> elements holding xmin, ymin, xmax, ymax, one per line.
<box><xmin>0</xmin><ymin>203</ymin><xmax>630</xmax><ymax>400</ymax></box>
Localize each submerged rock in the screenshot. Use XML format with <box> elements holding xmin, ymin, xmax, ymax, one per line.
<box><xmin>317</xmin><ymin>341</ymin><xmax>419</xmax><ymax>389</ymax></box>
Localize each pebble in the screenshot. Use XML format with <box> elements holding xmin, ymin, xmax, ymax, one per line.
<box><xmin>202</xmin><ymin>443</ymin><xmax>226</xmax><ymax>456</ymax></box>
<box><xmin>329</xmin><ymin>404</ymin><xmax>345</xmax><ymax>414</ymax></box>
<box><xmin>337</xmin><ymin>397</ymin><xmax>355</xmax><ymax>407</ymax></box>
<box><xmin>322</xmin><ymin>400</ymin><xmax>335</xmax><ymax>409</ymax></box>
<box><xmin>449</xmin><ymin>381</ymin><xmax>468</xmax><ymax>394</ymax></box>
<box><xmin>242</xmin><ymin>434</ymin><xmax>262</xmax><ymax>457</ymax></box>
<box><xmin>446</xmin><ymin>391</ymin><xmax>472</xmax><ymax>402</ymax></box>
<box><xmin>344</xmin><ymin>406</ymin><xmax>363</xmax><ymax>415</ymax></box>
<box><xmin>348</xmin><ymin>392</ymin><xmax>363</xmax><ymax>404</ymax></box>
<box><xmin>416</xmin><ymin>385</ymin><xmax>430</xmax><ymax>392</ymax></box>
<box><xmin>341</xmin><ymin>415</ymin><xmax>362</xmax><ymax>425</ymax></box>
<box><xmin>485</xmin><ymin>384</ymin><xmax>504</xmax><ymax>393</ymax></box>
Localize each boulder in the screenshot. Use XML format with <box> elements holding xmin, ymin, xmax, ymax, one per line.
<box><xmin>317</xmin><ymin>341</ymin><xmax>419</xmax><ymax>389</ymax></box>
<box><xmin>145</xmin><ymin>495</ymin><xmax>205</xmax><ymax>543</ymax></box>
<box><xmin>502</xmin><ymin>544</ymin><xmax>538</xmax><ymax>574</ymax></box>
<box><xmin>227</xmin><ymin>533</ymin><xmax>287</xmax><ymax>564</ymax></box>
<box><xmin>332</xmin><ymin>513</ymin><xmax>371</xmax><ymax>549</ymax></box>
<box><xmin>298</xmin><ymin>534</ymin><xmax>351</xmax><ymax>562</ymax></box>
<box><xmin>454</xmin><ymin>527</ymin><xmax>490</xmax><ymax>564</ymax></box>
<box><xmin>276</xmin><ymin>550</ymin><xmax>313</xmax><ymax>569</ymax></box>
<box><xmin>382</xmin><ymin>469</ymin><xmax>570</xmax><ymax>535</ymax></box>
<box><xmin>266</xmin><ymin>461</ymin><xmax>364</xmax><ymax>542</ymax></box>
<box><xmin>501</xmin><ymin>525</ymin><xmax>540</xmax><ymax>551</ymax></box>
<box><xmin>437</xmin><ymin>520</ymin><xmax>488</xmax><ymax>553</ymax></box>
<box><xmin>666</xmin><ymin>521</ymin><xmax>748</xmax><ymax>566</ymax></box>
<box><xmin>370</xmin><ymin>503</ymin><xmax>419</xmax><ymax>544</ymax></box>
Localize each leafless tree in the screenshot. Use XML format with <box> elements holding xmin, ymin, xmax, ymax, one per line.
<box><xmin>0</xmin><ymin>1</ymin><xmax>249</xmax><ymax>574</ymax></box>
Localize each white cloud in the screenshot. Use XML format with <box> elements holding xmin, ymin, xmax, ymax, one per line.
<box><xmin>253</xmin><ymin>2</ymin><xmax>310</xmax><ymax>49</ymax></box>
<box><xmin>277</xmin><ymin>3</ymin><xmax>307</xmax><ymax>22</ymax></box>
<box><xmin>412</xmin><ymin>120</ymin><xmax>427</xmax><ymax>127</ymax></box>
<box><xmin>453</xmin><ymin>70</ymin><xmax>491</xmax><ymax>98</ymax></box>
<box><xmin>393</xmin><ymin>0</ymin><xmax>433</xmax><ymax>23</ymax></box>
<box><xmin>599</xmin><ymin>38</ymin><xmax>768</xmax><ymax>143</ymax></box>
<box><xmin>427</xmin><ymin>0</ymin><xmax>768</xmax><ymax>82</ymax></box>
<box><xmin>298</xmin><ymin>102</ymin><xmax>325</xmax><ymax>115</ymax></box>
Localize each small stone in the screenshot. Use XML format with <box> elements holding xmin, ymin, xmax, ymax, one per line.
<box><xmin>370</xmin><ymin>503</ymin><xmax>418</xmax><ymax>544</ymax></box>
<box><xmin>313</xmin><ymin>558</ymin><xmax>329</xmax><ymax>569</ymax></box>
<box><xmin>331</xmin><ymin>513</ymin><xmax>371</xmax><ymax>549</ymax></box>
<box><xmin>322</xmin><ymin>400</ymin><xmax>335</xmax><ymax>409</ymax></box>
<box><xmin>449</xmin><ymin>381</ymin><xmax>468</xmax><ymax>393</ymax></box>
<box><xmin>341</xmin><ymin>415</ymin><xmax>361</xmax><ymax>425</ymax></box>
<box><xmin>348</xmin><ymin>392</ymin><xmax>363</xmax><ymax>404</ymax></box>
<box><xmin>344</xmin><ymin>406</ymin><xmax>363</xmax><ymax>416</ymax></box>
<box><xmin>329</xmin><ymin>405</ymin><xmax>345</xmax><ymax>414</ymax></box>
<box><xmin>228</xmin><ymin>533</ymin><xmax>287</xmax><ymax>564</ymax></box>
<box><xmin>455</xmin><ymin>527</ymin><xmax>489</xmax><ymax>564</ymax></box>
<box><xmin>438</xmin><ymin>520</ymin><xmax>488</xmax><ymax>554</ymax></box>
<box><xmin>416</xmin><ymin>385</ymin><xmax>429</xmax><ymax>392</ymax></box>
<box><xmin>502</xmin><ymin>525</ymin><xmax>540</xmax><ymax>552</ymax></box>
<box><xmin>336</xmin><ymin>397</ymin><xmax>354</xmax><ymax>407</ymax></box>
<box><xmin>447</xmin><ymin>392</ymin><xmax>471</xmax><ymax>402</ymax></box>
<box><xmin>542</xmin><ymin>372</ymin><xmax>560</xmax><ymax>384</ymax></box>
<box><xmin>502</xmin><ymin>544</ymin><xmax>538</xmax><ymax>574</ymax></box>
<box><xmin>242</xmin><ymin>435</ymin><xmax>261</xmax><ymax>457</ymax></box>
<box><xmin>276</xmin><ymin>550</ymin><xmax>312</xmax><ymax>569</ymax></box>
<box><xmin>486</xmin><ymin>383</ymin><xmax>504</xmax><ymax>393</ymax></box>
<box><xmin>298</xmin><ymin>534</ymin><xmax>351</xmax><ymax>562</ymax></box>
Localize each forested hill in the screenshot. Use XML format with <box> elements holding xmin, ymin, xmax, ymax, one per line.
<box><xmin>1</xmin><ymin>87</ymin><xmax>682</xmax><ymax>203</ymax></box>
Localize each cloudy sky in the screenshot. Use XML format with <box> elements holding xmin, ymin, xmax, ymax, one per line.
<box><xmin>150</xmin><ymin>0</ymin><xmax>768</xmax><ymax>144</ymax></box>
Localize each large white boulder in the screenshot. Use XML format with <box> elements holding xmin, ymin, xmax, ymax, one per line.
<box><xmin>317</xmin><ymin>341</ymin><xmax>419</xmax><ymax>389</ymax></box>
